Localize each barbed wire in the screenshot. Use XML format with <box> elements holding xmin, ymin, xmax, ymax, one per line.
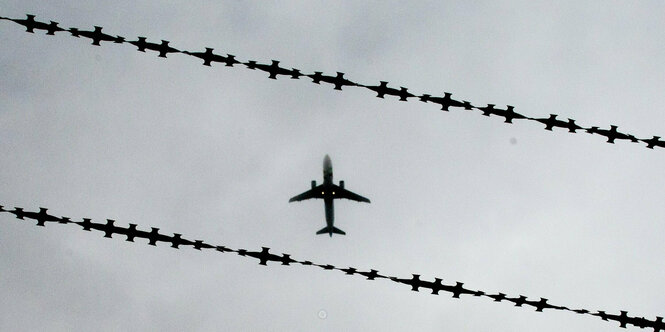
<box><xmin>0</xmin><ymin>204</ymin><xmax>662</xmax><ymax>331</ymax></box>
<box><xmin>1</xmin><ymin>14</ymin><xmax>664</xmax><ymax>150</ymax></box>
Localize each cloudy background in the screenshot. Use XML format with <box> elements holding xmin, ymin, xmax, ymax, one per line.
<box><xmin>1</xmin><ymin>1</ymin><xmax>664</xmax><ymax>331</ymax></box>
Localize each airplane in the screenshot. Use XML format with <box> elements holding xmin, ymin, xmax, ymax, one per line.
<box><xmin>128</xmin><ymin>37</ymin><xmax>180</xmax><ymax>58</ymax></box>
<box><xmin>5</xmin><ymin>14</ymin><xmax>65</xmax><ymax>35</ymax></box>
<box><xmin>244</xmin><ymin>60</ymin><xmax>303</xmax><ymax>79</ymax></box>
<box><xmin>418</xmin><ymin>92</ymin><xmax>474</xmax><ymax>111</ymax></box>
<box><xmin>289</xmin><ymin>155</ymin><xmax>370</xmax><ymax>237</ymax></box>
<box><xmin>68</xmin><ymin>26</ymin><xmax>125</xmax><ymax>45</ymax></box>
<box><xmin>182</xmin><ymin>47</ymin><xmax>240</xmax><ymax>67</ymax></box>
<box><xmin>361</xmin><ymin>81</ymin><xmax>414</xmax><ymax>101</ymax></box>
<box><xmin>307</xmin><ymin>71</ymin><xmax>358</xmax><ymax>90</ymax></box>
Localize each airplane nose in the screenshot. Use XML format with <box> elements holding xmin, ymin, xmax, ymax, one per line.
<box><xmin>323</xmin><ymin>154</ymin><xmax>332</xmax><ymax>168</ymax></box>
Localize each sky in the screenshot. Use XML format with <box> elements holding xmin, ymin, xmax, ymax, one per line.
<box><xmin>1</xmin><ymin>1</ymin><xmax>664</xmax><ymax>331</ymax></box>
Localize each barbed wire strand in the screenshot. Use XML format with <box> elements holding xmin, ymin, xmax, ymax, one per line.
<box><xmin>1</xmin><ymin>14</ymin><xmax>664</xmax><ymax>150</ymax></box>
<box><xmin>0</xmin><ymin>205</ymin><xmax>662</xmax><ymax>331</ymax></box>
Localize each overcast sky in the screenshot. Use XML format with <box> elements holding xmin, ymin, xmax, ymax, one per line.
<box><xmin>1</xmin><ymin>1</ymin><xmax>664</xmax><ymax>331</ymax></box>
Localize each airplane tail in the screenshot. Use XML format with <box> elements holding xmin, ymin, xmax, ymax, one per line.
<box><xmin>316</xmin><ymin>226</ymin><xmax>346</xmax><ymax>236</ymax></box>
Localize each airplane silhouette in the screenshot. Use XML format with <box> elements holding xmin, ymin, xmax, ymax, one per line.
<box><xmin>128</xmin><ymin>37</ymin><xmax>180</xmax><ymax>58</ymax></box>
<box><xmin>244</xmin><ymin>60</ymin><xmax>303</xmax><ymax>79</ymax></box>
<box><xmin>534</xmin><ymin>114</ymin><xmax>582</xmax><ymax>132</ymax></box>
<box><xmin>419</xmin><ymin>92</ymin><xmax>474</xmax><ymax>111</ymax></box>
<box><xmin>289</xmin><ymin>155</ymin><xmax>370</xmax><ymax>237</ymax></box>
<box><xmin>7</xmin><ymin>14</ymin><xmax>65</xmax><ymax>35</ymax></box>
<box><xmin>307</xmin><ymin>71</ymin><xmax>358</xmax><ymax>90</ymax></box>
<box><xmin>642</xmin><ymin>136</ymin><xmax>665</xmax><ymax>149</ymax></box>
<box><xmin>182</xmin><ymin>48</ymin><xmax>240</xmax><ymax>67</ymax></box>
<box><xmin>362</xmin><ymin>81</ymin><xmax>414</xmax><ymax>101</ymax></box>
<box><xmin>586</xmin><ymin>125</ymin><xmax>639</xmax><ymax>144</ymax></box>
<box><xmin>476</xmin><ymin>104</ymin><xmax>526</xmax><ymax>123</ymax></box>
<box><xmin>68</xmin><ymin>26</ymin><xmax>125</xmax><ymax>45</ymax></box>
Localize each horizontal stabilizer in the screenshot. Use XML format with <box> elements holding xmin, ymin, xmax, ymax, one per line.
<box><xmin>316</xmin><ymin>226</ymin><xmax>346</xmax><ymax>236</ymax></box>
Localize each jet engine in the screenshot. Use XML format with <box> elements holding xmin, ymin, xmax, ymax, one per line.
<box><xmin>311</xmin><ymin>180</ymin><xmax>316</xmax><ymax>189</ymax></box>
<box><xmin>339</xmin><ymin>180</ymin><xmax>344</xmax><ymax>189</ymax></box>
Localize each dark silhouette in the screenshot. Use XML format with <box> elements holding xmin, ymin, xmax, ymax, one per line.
<box><xmin>419</xmin><ymin>92</ymin><xmax>474</xmax><ymax>111</ymax></box>
<box><xmin>281</xmin><ymin>254</ymin><xmax>297</xmax><ymax>265</ymax></box>
<box><xmin>128</xmin><ymin>37</ymin><xmax>180</xmax><ymax>57</ymax></box>
<box><xmin>9</xmin><ymin>207</ymin><xmax>63</xmax><ymax>226</ymax></box>
<box><xmin>357</xmin><ymin>269</ymin><xmax>387</xmax><ymax>280</ymax></box>
<box><xmin>182</xmin><ymin>48</ymin><xmax>240</xmax><ymax>67</ymax></box>
<box><xmin>169</xmin><ymin>233</ymin><xmax>195</xmax><ymax>248</ymax></box>
<box><xmin>525</xmin><ymin>298</ymin><xmax>566</xmax><ymax>312</ymax></box>
<box><xmin>236</xmin><ymin>247</ymin><xmax>293</xmax><ymax>265</ymax></box>
<box><xmin>307</xmin><ymin>71</ymin><xmax>358</xmax><ymax>90</ymax></box>
<box><xmin>390</xmin><ymin>274</ymin><xmax>449</xmax><ymax>295</ymax></box>
<box><xmin>586</xmin><ymin>125</ymin><xmax>639</xmax><ymax>144</ymax></box>
<box><xmin>642</xmin><ymin>136</ymin><xmax>665</xmax><ymax>149</ymax></box>
<box><xmin>390</xmin><ymin>274</ymin><xmax>426</xmax><ymax>292</ymax></box>
<box><xmin>68</xmin><ymin>26</ymin><xmax>124</xmax><ymax>45</ymax></box>
<box><xmin>654</xmin><ymin>317</ymin><xmax>665</xmax><ymax>332</ymax></box>
<box><xmin>289</xmin><ymin>154</ymin><xmax>370</xmax><ymax>237</ymax></box>
<box><xmin>603</xmin><ymin>311</ymin><xmax>650</xmax><ymax>329</ymax></box>
<box><xmin>507</xmin><ymin>295</ymin><xmax>528</xmax><ymax>307</ymax></box>
<box><xmin>476</xmin><ymin>104</ymin><xmax>526</xmax><ymax>123</ymax></box>
<box><xmin>486</xmin><ymin>293</ymin><xmax>507</xmax><ymax>302</ymax></box>
<box><xmin>193</xmin><ymin>240</ymin><xmax>215</xmax><ymax>250</ymax></box>
<box><xmin>124</xmin><ymin>224</ymin><xmax>139</xmax><ymax>242</ymax></box>
<box><xmin>446</xmin><ymin>281</ymin><xmax>484</xmax><ymax>298</ymax></box>
<box><xmin>77</xmin><ymin>218</ymin><xmax>94</xmax><ymax>231</ymax></box>
<box><xmin>593</xmin><ymin>311</ymin><xmax>632</xmax><ymax>328</ymax></box>
<box><xmin>244</xmin><ymin>60</ymin><xmax>302</xmax><ymax>79</ymax></box>
<box><xmin>216</xmin><ymin>245</ymin><xmax>234</xmax><ymax>253</ymax></box>
<box><xmin>4</xmin><ymin>202</ymin><xmax>664</xmax><ymax>330</ymax></box>
<box><xmin>534</xmin><ymin>114</ymin><xmax>582</xmax><ymax>132</ymax></box>
<box><xmin>362</xmin><ymin>81</ymin><xmax>414</xmax><ymax>101</ymax></box>
<box><xmin>103</xmin><ymin>219</ymin><xmax>117</xmax><ymax>238</ymax></box>
<box><xmin>146</xmin><ymin>227</ymin><xmax>174</xmax><ymax>245</ymax></box>
<box><xmin>7</xmin><ymin>14</ymin><xmax>65</xmax><ymax>35</ymax></box>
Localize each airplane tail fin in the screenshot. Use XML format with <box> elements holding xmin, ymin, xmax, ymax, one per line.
<box><xmin>316</xmin><ymin>226</ymin><xmax>346</xmax><ymax>236</ymax></box>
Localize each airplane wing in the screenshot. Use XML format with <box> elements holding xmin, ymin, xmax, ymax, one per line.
<box><xmin>333</xmin><ymin>185</ymin><xmax>371</xmax><ymax>203</ymax></box>
<box><xmin>288</xmin><ymin>186</ymin><xmax>323</xmax><ymax>202</ymax></box>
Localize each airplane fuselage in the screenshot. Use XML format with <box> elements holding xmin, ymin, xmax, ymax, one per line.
<box><xmin>322</xmin><ymin>155</ymin><xmax>335</xmax><ymax>230</ymax></box>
